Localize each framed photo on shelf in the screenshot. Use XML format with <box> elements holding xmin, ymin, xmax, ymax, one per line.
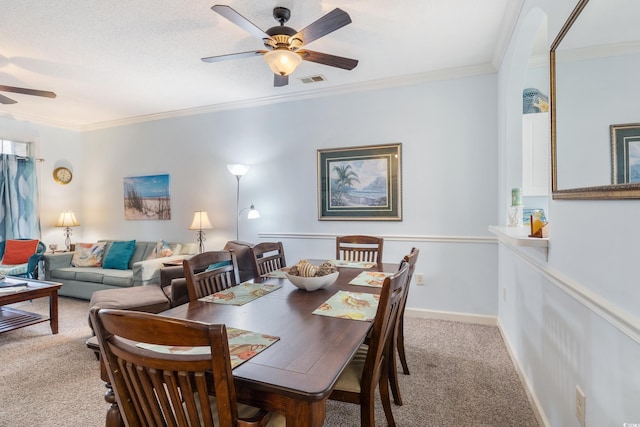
<box><xmin>610</xmin><ymin>123</ymin><xmax>640</xmax><ymax>184</ymax></box>
<box><xmin>317</xmin><ymin>143</ymin><xmax>402</xmax><ymax>221</ymax></box>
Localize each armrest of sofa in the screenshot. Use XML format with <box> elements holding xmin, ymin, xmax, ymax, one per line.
<box><xmin>132</xmin><ymin>255</ymin><xmax>191</xmax><ymax>286</ymax></box>
<box><xmin>160</xmin><ymin>265</ymin><xmax>189</xmax><ymax>307</ymax></box>
<box><xmin>42</xmin><ymin>252</ymin><xmax>75</xmax><ymax>280</ymax></box>
<box><xmin>26</xmin><ymin>253</ymin><xmax>43</xmax><ymax>279</ymax></box>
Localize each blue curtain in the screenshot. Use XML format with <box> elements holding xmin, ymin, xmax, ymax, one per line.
<box><xmin>0</xmin><ymin>154</ymin><xmax>41</xmax><ymax>240</ymax></box>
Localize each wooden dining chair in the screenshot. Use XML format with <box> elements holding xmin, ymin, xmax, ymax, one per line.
<box><xmin>183</xmin><ymin>250</ymin><xmax>240</xmax><ymax>302</ymax></box>
<box><xmin>328</xmin><ymin>262</ymin><xmax>409</xmax><ymax>427</ymax></box>
<box><xmin>89</xmin><ymin>307</ymin><xmax>285</xmax><ymax>427</ymax></box>
<box><xmin>249</xmin><ymin>242</ymin><xmax>286</xmax><ymax>277</ymax></box>
<box><xmin>335</xmin><ymin>235</ymin><xmax>384</xmax><ymax>263</ymax></box>
<box><xmin>388</xmin><ymin>247</ymin><xmax>420</xmax><ymax>406</ymax></box>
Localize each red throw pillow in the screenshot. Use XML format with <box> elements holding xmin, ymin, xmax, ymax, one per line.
<box><xmin>1</xmin><ymin>239</ymin><xmax>39</xmax><ymax>265</ymax></box>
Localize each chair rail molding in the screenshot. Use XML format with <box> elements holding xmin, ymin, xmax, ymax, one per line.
<box><xmin>258</xmin><ymin>232</ymin><xmax>496</xmax><ymax>245</ymax></box>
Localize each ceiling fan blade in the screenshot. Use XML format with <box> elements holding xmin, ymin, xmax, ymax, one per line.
<box><xmin>274</xmin><ymin>74</ymin><xmax>288</xmax><ymax>87</ymax></box>
<box><xmin>201</xmin><ymin>50</ymin><xmax>266</xmax><ymax>63</ymax></box>
<box><xmin>212</xmin><ymin>5</ymin><xmax>270</xmax><ymax>40</ymax></box>
<box><xmin>0</xmin><ymin>93</ymin><xmax>17</xmax><ymax>104</ymax></box>
<box><xmin>291</xmin><ymin>8</ymin><xmax>352</xmax><ymax>46</ymax></box>
<box><xmin>0</xmin><ymin>85</ymin><xmax>57</xmax><ymax>99</ymax></box>
<box><xmin>298</xmin><ymin>50</ymin><xmax>358</xmax><ymax>70</ymax></box>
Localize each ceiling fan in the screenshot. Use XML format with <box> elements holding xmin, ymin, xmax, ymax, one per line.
<box><xmin>0</xmin><ymin>84</ymin><xmax>56</xmax><ymax>105</ymax></box>
<box><xmin>202</xmin><ymin>5</ymin><xmax>358</xmax><ymax>87</ymax></box>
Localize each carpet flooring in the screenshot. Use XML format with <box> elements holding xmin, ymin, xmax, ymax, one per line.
<box><xmin>0</xmin><ymin>297</ymin><xmax>539</xmax><ymax>427</ymax></box>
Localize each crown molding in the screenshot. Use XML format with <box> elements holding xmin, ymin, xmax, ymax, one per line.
<box><xmin>491</xmin><ymin>0</ymin><xmax>526</xmax><ymax>69</ymax></box>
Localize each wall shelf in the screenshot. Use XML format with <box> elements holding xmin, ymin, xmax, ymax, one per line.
<box><xmin>488</xmin><ymin>225</ymin><xmax>548</xmax><ymax>248</ymax></box>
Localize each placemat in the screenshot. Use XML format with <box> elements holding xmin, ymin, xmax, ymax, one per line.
<box><xmin>329</xmin><ymin>259</ymin><xmax>376</xmax><ymax>269</ymax></box>
<box><xmin>312</xmin><ymin>290</ymin><xmax>379</xmax><ymax>321</ymax></box>
<box><xmin>261</xmin><ymin>268</ymin><xmax>289</xmax><ymax>278</ymax></box>
<box><xmin>349</xmin><ymin>271</ymin><xmax>394</xmax><ymax>288</ymax></box>
<box><xmin>137</xmin><ymin>327</ymin><xmax>280</xmax><ymax>369</ymax></box>
<box><xmin>199</xmin><ymin>282</ymin><xmax>282</xmax><ymax>306</ymax></box>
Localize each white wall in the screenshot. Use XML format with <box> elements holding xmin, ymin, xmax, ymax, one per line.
<box><xmin>498</xmin><ymin>1</ymin><xmax>640</xmax><ymax>426</ymax></box>
<box><xmin>72</xmin><ymin>72</ymin><xmax>500</xmax><ymax>316</ymax></box>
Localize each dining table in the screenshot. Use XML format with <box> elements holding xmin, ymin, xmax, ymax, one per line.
<box><xmin>101</xmin><ymin>260</ymin><xmax>398</xmax><ymax>427</ymax></box>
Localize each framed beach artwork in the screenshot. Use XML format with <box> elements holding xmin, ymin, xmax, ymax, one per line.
<box><xmin>610</xmin><ymin>123</ymin><xmax>640</xmax><ymax>184</ymax></box>
<box><xmin>123</xmin><ymin>174</ymin><xmax>171</xmax><ymax>220</ymax></box>
<box><xmin>317</xmin><ymin>143</ymin><xmax>402</xmax><ymax>221</ymax></box>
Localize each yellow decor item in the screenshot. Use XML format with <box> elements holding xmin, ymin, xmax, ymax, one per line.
<box><xmin>533</xmin><ymin>97</ymin><xmax>549</xmax><ymax>112</ymax></box>
<box><xmin>529</xmin><ymin>216</ymin><xmax>549</xmax><ymax>238</ymax></box>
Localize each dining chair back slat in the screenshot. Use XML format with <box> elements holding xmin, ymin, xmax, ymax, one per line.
<box><xmin>335</xmin><ymin>235</ymin><xmax>384</xmax><ymax>263</ymax></box>
<box><xmin>329</xmin><ymin>261</ymin><xmax>409</xmax><ymax>427</ymax></box>
<box><xmin>250</xmin><ymin>242</ymin><xmax>286</xmax><ymax>277</ymax></box>
<box><xmin>89</xmin><ymin>307</ymin><xmax>280</xmax><ymax>427</ymax></box>
<box><xmin>183</xmin><ymin>250</ymin><xmax>241</xmax><ymax>302</ymax></box>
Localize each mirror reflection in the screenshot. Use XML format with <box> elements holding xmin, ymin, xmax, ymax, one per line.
<box><xmin>551</xmin><ymin>0</ymin><xmax>640</xmax><ymax>198</ymax></box>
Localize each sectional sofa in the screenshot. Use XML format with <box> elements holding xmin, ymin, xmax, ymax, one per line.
<box><xmin>42</xmin><ymin>240</ymin><xmax>197</xmax><ymax>300</ymax></box>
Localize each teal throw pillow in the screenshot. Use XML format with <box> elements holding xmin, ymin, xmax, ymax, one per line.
<box><xmin>103</xmin><ymin>240</ymin><xmax>137</xmax><ymax>270</ymax></box>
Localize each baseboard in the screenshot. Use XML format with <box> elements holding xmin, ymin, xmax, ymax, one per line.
<box><xmin>497</xmin><ymin>320</ymin><xmax>549</xmax><ymax>427</ymax></box>
<box><xmin>405</xmin><ymin>307</ymin><xmax>497</xmax><ymax>326</ymax></box>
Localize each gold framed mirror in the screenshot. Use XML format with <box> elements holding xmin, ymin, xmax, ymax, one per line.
<box><xmin>550</xmin><ymin>0</ymin><xmax>640</xmax><ymax>199</ymax></box>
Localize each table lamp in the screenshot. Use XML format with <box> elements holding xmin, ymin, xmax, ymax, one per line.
<box><xmin>55</xmin><ymin>210</ymin><xmax>80</xmax><ymax>251</ymax></box>
<box><xmin>189</xmin><ymin>211</ymin><xmax>212</xmax><ymax>253</ymax></box>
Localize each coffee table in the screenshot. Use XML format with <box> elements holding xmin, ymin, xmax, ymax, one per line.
<box><xmin>0</xmin><ymin>277</ymin><xmax>62</xmax><ymax>334</ymax></box>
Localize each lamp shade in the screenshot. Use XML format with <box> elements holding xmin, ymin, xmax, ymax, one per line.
<box><xmin>263</xmin><ymin>49</ymin><xmax>302</xmax><ymax>76</ymax></box>
<box><xmin>55</xmin><ymin>211</ymin><xmax>79</xmax><ymax>227</ymax></box>
<box><xmin>189</xmin><ymin>211</ymin><xmax>212</xmax><ymax>230</ymax></box>
<box><xmin>247</xmin><ymin>205</ymin><xmax>260</xmax><ymax>219</ymax></box>
<box><xmin>227</xmin><ymin>164</ymin><xmax>249</xmax><ymax>177</ymax></box>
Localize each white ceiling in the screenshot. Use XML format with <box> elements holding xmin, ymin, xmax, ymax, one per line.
<box><xmin>1</xmin><ymin>0</ymin><xmax>521</xmax><ymax>130</ymax></box>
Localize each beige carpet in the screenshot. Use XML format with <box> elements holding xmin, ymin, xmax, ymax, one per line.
<box><xmin>0</xmin><ymin>297</ymin><xmax>539</xmax><ymax>427</ymax></box>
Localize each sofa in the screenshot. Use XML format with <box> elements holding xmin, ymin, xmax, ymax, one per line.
<box><xmin>43</xmin><ymin>240</ymin><xmax>197</xmax><ymax>300</ymax></box>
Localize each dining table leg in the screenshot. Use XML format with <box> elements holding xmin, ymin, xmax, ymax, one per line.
<box><xmin>285</xmin><ymin>398</ymin><xmax>326</xmax><ymax>427</ymax></box>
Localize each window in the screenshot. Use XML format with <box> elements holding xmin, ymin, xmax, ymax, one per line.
<box><xmin>1</xmin><ymin>139</ymin><xmax>30</xmax><ymax>156</ymax></box>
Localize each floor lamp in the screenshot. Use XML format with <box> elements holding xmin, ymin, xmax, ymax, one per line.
<box><xmin>228</xmin><ymin>164</ymin><xmax>248</xmax><ymax>240</ymax></box>
<box><xmin>227</xmin><ymin>164</ymin><xmax>260</xmax><ymax>240</ymax></box>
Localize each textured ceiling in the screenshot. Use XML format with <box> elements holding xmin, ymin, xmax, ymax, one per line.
<box><xmin>1</xmin><ymin>0</ymin><xmax>519</xmax><ymax>129</ymax></box>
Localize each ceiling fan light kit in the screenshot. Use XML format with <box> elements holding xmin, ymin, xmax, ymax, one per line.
<box><xmin>202</xmin><ymin>5</ymin><xmax>358</xmax><ymax>87</ymax></box>
<box><xmin>264</xmin><ymin>48</ymin><xmax>302</xmax><ymax>76</ymax></box>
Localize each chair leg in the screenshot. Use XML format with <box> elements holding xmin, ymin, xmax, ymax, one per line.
<box><xmin>360</xmin><ymin>387</ymin><xmax>376</xmax><ymax>427</ymax></box>
<box><xmin>379</xmin><ymin>358</ymin><xmax>396</xmax><ymax>427</ymax></box>
<box><xmin>389</xmin><ymin>338</ymin><xmax>403</xmax><ymax>406</ymax></box>
<box><xmin>397</xmin><ymin>316</ymin><xmax>410</xmax><ymax>375</ymax></box>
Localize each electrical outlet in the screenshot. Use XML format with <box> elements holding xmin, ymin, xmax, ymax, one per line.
<box><xmin>576</xmin><ymin>386</ymin><xmax>586</xmax><ymax>427</ymax></box>
<box><xmin>415</xmin><ymin>273</ymin><xmax>425</xmax><ymax>285</ymax></box>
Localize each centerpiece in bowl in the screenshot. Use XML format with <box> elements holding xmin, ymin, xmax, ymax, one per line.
<box><xmin>285</xmin><ymin>260</ymin><xmax>338</xmax><ymax>291</ymax></box>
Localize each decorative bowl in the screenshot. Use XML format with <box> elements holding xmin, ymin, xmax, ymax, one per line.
<box><xmin>285</xmin><ymin>271</ymin><xmax>339</xmax><ymax>292</ymax></box>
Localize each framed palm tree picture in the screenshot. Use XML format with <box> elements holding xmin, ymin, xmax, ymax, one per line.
<box><xmin>317</xmin><ymin>143</ymin><xmax>402</xmax><ymax>220</ymax></box>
